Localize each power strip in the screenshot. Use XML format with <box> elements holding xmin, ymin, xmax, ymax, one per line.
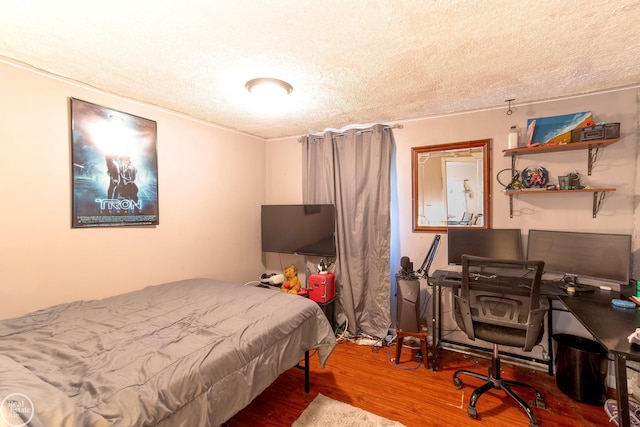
<box><xmin>259</xmin><ymin>273</ymin><xmax>285</xmax><ymax>286</ymax></box>
<box><xmin>356</xmin><ymin>338</ymin><xmax>382</xmax><ymax>347</ymax></box>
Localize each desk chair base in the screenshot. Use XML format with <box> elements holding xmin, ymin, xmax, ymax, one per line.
<box><xmin>452</xmin><ymin>345</ymin><xmax>545</xmax><ymax>427</ymax></box>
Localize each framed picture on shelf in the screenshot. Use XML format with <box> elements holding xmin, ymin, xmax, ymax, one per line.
<box><xmin>70</xmin><ymin>98</ymin><xmax>159</xmax><ymax>228</ymax></box>
<box><xmin>526</xmin><ymin>111</ymin><xmax>593</xmax><ymax>145</ymax></box>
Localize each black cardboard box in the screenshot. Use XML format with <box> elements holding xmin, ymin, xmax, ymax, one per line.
<box><xmin>571</xmin><ymin>123</ymin><xmax>620</xmax><ymax>142</ymax></box>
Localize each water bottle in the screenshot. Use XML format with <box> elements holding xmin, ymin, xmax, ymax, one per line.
<box><xmin>508</xmin><ymin>125</ymin><xmax>518</xmax><ymax>149</ymax></box>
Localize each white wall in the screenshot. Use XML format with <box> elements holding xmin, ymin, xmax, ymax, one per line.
<box><xmin>3</xmin><ymin>53</ymin><xmax>637</xmax><ymax>331</ymax></box>
<box><xmin>396</xmin><ymin>89</ymin><xmax>639</xmax><ymax>275</ymax></box>
<box><xmin>265</xmin><ymin>87</ymin><xmax>640</xmax><ymax>366</ymax></box>
<box><xmin>0</xmin><ymin>59</ymin><xmax>267</xmax><ymax>319</ymax></box>
<box><xmin>267</xmin><ymin>87</ymin><xmax>640</xmax><ymax>277</ymax></box>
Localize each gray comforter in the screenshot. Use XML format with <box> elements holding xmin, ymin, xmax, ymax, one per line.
<box><xmin>0</xmin><ymin>278</ymin><xmax>337</xmax><ymax>426</ymax></box>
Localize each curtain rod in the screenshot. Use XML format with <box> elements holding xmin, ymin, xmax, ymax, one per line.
<box><xmin>297</xmin><ymin>123</ymin><xmax>403</xmax><ymax>142</ymax></box>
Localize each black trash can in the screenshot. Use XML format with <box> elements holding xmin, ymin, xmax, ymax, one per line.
<box><xmin>553</xmin><ymin>333</ymin><xmax>608</xmax><ymax>405</ymax></box>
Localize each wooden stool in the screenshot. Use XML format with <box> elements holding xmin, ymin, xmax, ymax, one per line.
<box><xmin>395</xmin><ymin>329</ymin><xmax>429</xmax><ymax>369</ymax></box>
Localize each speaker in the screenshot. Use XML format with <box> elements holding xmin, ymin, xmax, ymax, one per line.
<box><xmin>396</xmin><ymin>277</ymin><xmax>420</xmax><ymax>332</ymax></box>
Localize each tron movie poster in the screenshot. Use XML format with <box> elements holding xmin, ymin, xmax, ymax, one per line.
<box><xmin>71</xmin><ymin>98</ymin><xmax>159</xmax><ymax>228</ymax></box>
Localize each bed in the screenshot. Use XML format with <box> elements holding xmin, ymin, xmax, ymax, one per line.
<box><xmin>0</xmin><ymin>278</ymin><xmax>336</xmax><ymax>426</ymax></box>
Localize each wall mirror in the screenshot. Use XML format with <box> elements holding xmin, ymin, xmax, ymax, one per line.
<box><xmin>412</xmin><ymin>139</ymin><xmax>491</xmax><ymax>232</ymax></box>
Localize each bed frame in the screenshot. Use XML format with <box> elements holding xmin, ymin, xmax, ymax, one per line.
<box><xmin>0</xmin><ymin>278</ymin><xmax>336</xmax><ymax>426</ymax></box>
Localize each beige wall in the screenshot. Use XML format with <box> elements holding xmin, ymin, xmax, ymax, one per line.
<box><xmin>0</xmin><ymin>60</ymin><xmax>267</xmax><ymax>319</ymax></box>
<box><xmin>399</xmin><ymin>89</ymin><xmax>639</xmax><ymax>274</ymax></box>
<box><xmin>2</xmin><ymin>56</ymin><xmax>638</xmax><ymax>321</ymax></box>
<box><xmin>266</xmin><ymin>87</ymin><xmax>640</xmax><ymax>279</ymax></box>
<box><xmin>264</xmin><ymin>88</ymin><xmax>639</xmax><ymax>366</ymax></box>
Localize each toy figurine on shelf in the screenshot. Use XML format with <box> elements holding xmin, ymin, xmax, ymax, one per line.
<box><xmin>317</xmin><ymin>259</ymin><xmax>331</xmax><ymax>274</ymax></box>
<box><xmin>521</xmin><ymin>166</ymin><xmax>549</xmax><ymax>188</ymax></box>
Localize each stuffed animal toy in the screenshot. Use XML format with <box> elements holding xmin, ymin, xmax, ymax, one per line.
<box><xmin>280</xmin><ymin>264</ymin><xmax>302</xmax><ymax>294</ymax></box>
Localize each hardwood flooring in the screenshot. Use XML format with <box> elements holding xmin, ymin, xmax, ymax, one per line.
<box><xmin>229</xmin><ymin>341</ymin><xmax>611</xmax><ymax>426</ymax></box>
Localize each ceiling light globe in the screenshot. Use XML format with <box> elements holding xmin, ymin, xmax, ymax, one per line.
<box><xmin>245</xmin><ymin>78</ymin><xmax>293</xmax><ymax>98</ymax></box>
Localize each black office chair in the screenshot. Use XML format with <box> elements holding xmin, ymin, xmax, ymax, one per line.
<box><xmin>452</xmin><ymin>255</ymin><xmax>549</xmax><ymax>427</ymax></box>
<box><xmin>448</xmin><ymin>211</ymin><xmax>473</xmax><ymax>225</ymax></box>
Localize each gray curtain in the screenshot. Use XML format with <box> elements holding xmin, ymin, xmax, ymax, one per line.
<box><xmin>302</xmin><ymin>124</ymin><xmax>394</xmax><ymax>338</ymax></box>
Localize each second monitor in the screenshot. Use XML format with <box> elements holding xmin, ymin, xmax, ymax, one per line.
<box><xmin>527</xmin><ymin>229</ymin><xmax>631</xmax><ymax>286</ymax></box>
<box><xmin>447</xmin><ymin>228</ymin><xmax>523</xmax><ymax>265</ymax></box>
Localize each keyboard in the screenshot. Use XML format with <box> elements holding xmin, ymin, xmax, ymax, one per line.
<box><xmin>433</xmin><ymin>270</ymin><xmax>568</xmax><ymax>296</ymax></box>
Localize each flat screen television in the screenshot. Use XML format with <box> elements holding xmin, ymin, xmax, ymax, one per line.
<box><xmin>447</xmin><ymin>228</ymin><xmax>523</xmax><ymax>265</ymax></box>
<box><xmin>261</xmin><ymin>204</ymin><xmax>336</xmax><ymax>257</ymax></box>
<box><xmin>527</xmin><ymin>229</ymin><xmax>631</xmax><ymax>285</ymax></box>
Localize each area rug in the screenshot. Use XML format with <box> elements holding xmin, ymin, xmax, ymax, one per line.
<box><xmin>293</xmin><ymin>393</ymin><xmax>406</xmax><ymax>427</ymax></box>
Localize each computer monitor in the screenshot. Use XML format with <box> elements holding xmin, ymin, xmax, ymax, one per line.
<box><xmin>526</xmin><ymin>229</ymin><xmax>631</xmax><ymax>285</ymax></box>
<box><xmin>447</xmin><ymin>228</ymin><xmax>523</xmax><ymax>265</ymax></box>
<box><xmin>261</xmin><ymin>204</ymin><xmax>336</xmax><ymax>257</ymax></box>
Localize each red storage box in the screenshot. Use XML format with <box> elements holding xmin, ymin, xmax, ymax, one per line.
<box><xmin>308</xmin><ymin>273</ymin><xmax>336</xmax><ymax>303</ymax></box>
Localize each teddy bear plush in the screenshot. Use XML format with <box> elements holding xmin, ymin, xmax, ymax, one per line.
<box><xmin>280</xmin><ymin>264</ymin><xmax>302</xmax><ymax>294</ymax></box>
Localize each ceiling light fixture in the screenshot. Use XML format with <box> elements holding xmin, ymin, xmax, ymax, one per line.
<box><xmin>245</xmin><ymin>78</ymin><xmax>293</xmax><ymax>98</ymax></box>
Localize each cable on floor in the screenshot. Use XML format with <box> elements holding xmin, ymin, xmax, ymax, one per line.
<box><xmin>387</xmin><ymin>346</ymin><xmax>424</xmax><ymax>370</ymax></box>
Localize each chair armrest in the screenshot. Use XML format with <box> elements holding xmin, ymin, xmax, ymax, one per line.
<box><xmin>523</xmin><ymin>304</ymin><xmax>550</xmax><ymax>351</ymax></box>
<box><xmin>453</xmin><ymin>295</ymin><xmax>475</xmax><ymax>341</ymax></box>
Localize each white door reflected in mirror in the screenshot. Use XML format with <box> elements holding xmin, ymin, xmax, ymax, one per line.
<box><xmin>412</xmin><ymin>139</ymin><xmax>491</xmax><ymax>232</ymax></box>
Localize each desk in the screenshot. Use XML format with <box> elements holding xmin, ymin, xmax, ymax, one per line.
<box><xmin>430</xmin><ymin>270</ymin><xmax>639</xmax><ymax>426</ymax></box>
<box><xmin>429</xmin><ymin>269</ymin><xmax>555</xmax><ymax>375</ymax></box>
<box><xmin>560</xmin><ymin>290</ymin><xmax>640</xmax><ymax>427</ymax></box>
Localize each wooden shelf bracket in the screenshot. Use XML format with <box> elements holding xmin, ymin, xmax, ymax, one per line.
<box><xmin>587</xmin><ymin>146</ymin><xmax>600</xmax><ymax>176</ymax></box>
<box><xmin>506</xmin><ymin>188</ymin><xmax>615</xmax><ymax>219</ymax></box>
<box><xmin>509</xmin><ymin>193</ymin><xmax>514</xmax><ymax>218</ymax></box>
<box><xmin>593</xmin><ymin>191</ymin><xmax>608</xmax><ymax>218</ymax></box>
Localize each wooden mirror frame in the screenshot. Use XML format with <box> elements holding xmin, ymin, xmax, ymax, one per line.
<box><xmin>412</xmin><ymin>139</ymin><xmax>491</xmax><ymax>232</ymax></box>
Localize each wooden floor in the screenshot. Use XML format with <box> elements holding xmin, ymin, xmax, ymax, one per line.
<box><xmin>229</xmin><ymin>341</ymin><xmax>611</xmax><ymax>426</ymax></box>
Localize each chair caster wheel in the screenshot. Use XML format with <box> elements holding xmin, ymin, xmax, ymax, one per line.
<box><xmin>467</xmin><ymin>406</ymin><xmax>477</xmax><ymax>419</ymax></box>
<box><xmin>453</xmin><ymin>377</ymin><xmax>463</xmax><ymax>389</ymax></box>
<box><xmin>535</xmin><ymin>396</ymin><xmax>546</xmax><ymax>409</ymax></box>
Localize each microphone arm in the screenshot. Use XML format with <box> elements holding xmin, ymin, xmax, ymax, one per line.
<box><xmin>416</xmin><ymin>234</ymin><xmax>441</xmax><ymax>278</ymax></box>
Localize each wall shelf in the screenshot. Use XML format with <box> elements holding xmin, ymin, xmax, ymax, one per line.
<box><xmin>504</xmin><ymin>188</ymin><xmax>616</xmax><ymax>218</ymax></box>
<box><xmin>503</xmin><ymin>138</ymin><xmax>620</xmax><ymax>175</ymax></box>
<box><xmin>503</xmin><ymin>136</ymin><xmax>620</xmax><ymax>218</ymax></box>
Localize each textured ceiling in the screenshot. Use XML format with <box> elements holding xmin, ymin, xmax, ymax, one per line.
<box><xmin>1</xmin><ymin>1</ymin><xmax>639</xmax><ymax>139</ymax></box>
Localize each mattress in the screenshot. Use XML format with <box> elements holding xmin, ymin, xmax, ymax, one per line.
<box><xmin>0</xmin><ymin>278</ymin><xmax>337</xmax><ymax>426</ymax></box>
